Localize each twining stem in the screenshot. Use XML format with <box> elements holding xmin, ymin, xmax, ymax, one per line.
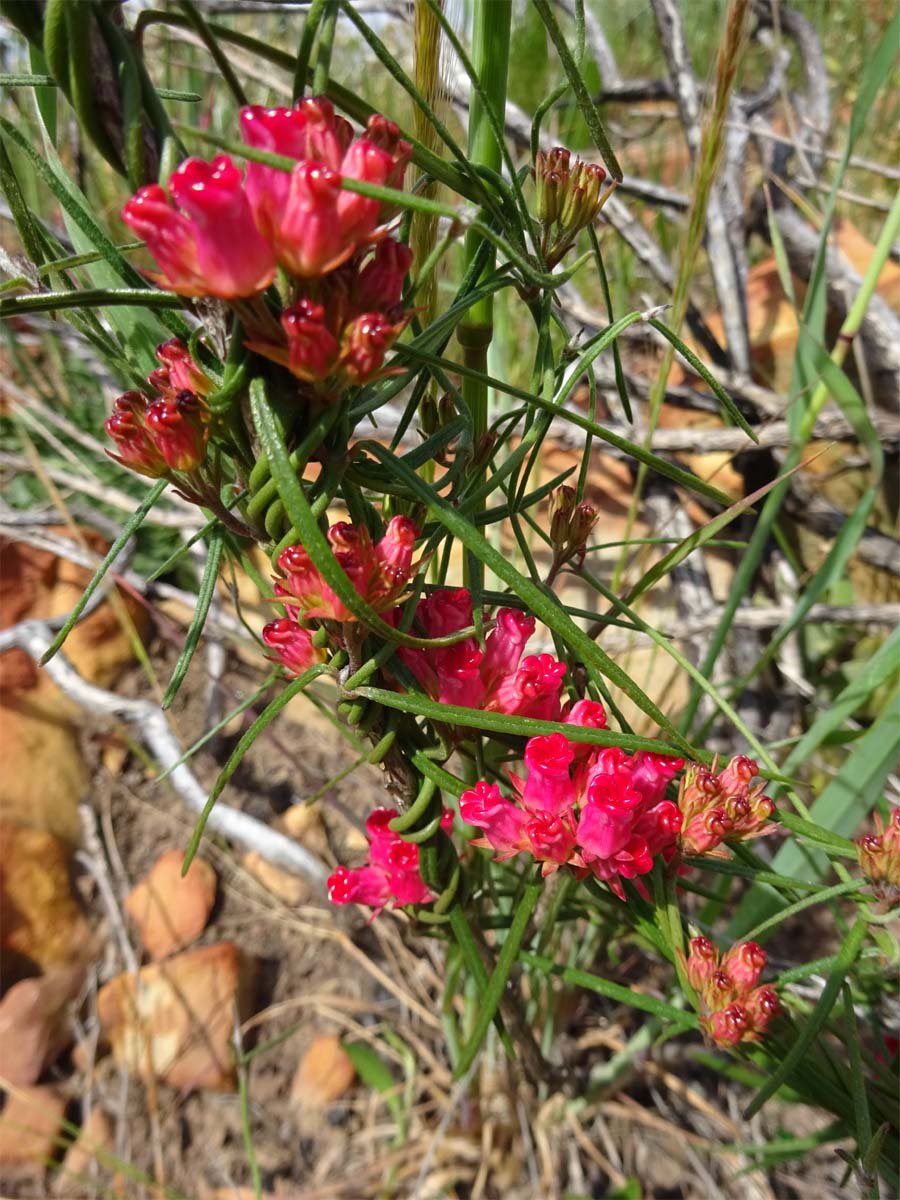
<box><xmin>456</xmin><ymin>1</ymin><xmax>511</xmax><ymax>466</ymax></box>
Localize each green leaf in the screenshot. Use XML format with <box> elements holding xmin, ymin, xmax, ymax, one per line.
<box><xmin>396</xmin><ymin>341</ymin><xmax>733</xmax><ymax>507</ymax></box>
<box><xmin>623</xmin><ymin>456</ymin><xmax>809</xmax><ymax>608</ymax></box>
<box><xmin>341</xmin><ymin>1041</ymin><xmax>405</xmax><ymax>1132</ymax></box>
<box><xmin>521</xmin><ymin>952</ymin><xmax>697</xmax><ymax>1029</ymax></box>
<box><xmin>743</xmin><ymin>917</ymin><xmax>868</xmax><ymax>1119</ymax></box>
<box><xmin>731</xmin><ymin>695</ymin><xmax>900</xmax><ymax>935</ymax></box>
<box><xmin>161</xmin><ymin>528</ymin><xmax>224</xmax><ymax>709</ymax></box>
<box><xmin>776</xmin><ymin>630</ymin><xmax>900</xmax><ymax>787</ymax></box>
<box><xmin>355</xmin><ymin>685</ymin><xmax>689</xmax><ymax>758</ymax></box>
<box><xmin>648</xmin><ymin>318</ymin><xmax>757</xmax><ymax>442</ymax></box>
<box><xmin>532</xmin><ymin>0</ymin><xmax>622</xmax><ymax>180</ymax></box>
<box><xmin>182</xmin><ymin>663</ymin><xmax>331</xmax><ymax>873</ymax></box>
<box><xmin>40</xmin><ymin>479</ymin><xmax>168</xmax><ymax>665</ymax></box>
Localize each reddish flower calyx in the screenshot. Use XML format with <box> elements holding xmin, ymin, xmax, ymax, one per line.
<box><xmin>677</xmin><ymin>755</ymin><xmax>775</xmax><ymax>857</ymax></box>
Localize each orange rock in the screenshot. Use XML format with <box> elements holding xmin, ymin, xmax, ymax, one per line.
<box><xmin>97</xmin><ymin>942</ymin><xmax>247</xmax><ymax>1090</ymax></box>
<box><xmin>124</xmin><ymin>849</ymin><xmax>217</xmax><ymax>960</ymax></box>
<box><xmin>0</xmin><ymin>966</ymin><xmax>84</xmax><ymax>1085</ymax></box>
<box><xmin>0</xmin><ymin>822</ymin><xmax>94</xmax><ymax>983</ymax></box>
<box><xmin>0</xmin><ymin>1085</ymin><xmax>66</xmax><ymax>1167</ymax></box>
<box><xmin>289</xmin><ymin>1034</ymin><xmax>356</xmax><ymax>1113</ymax></box>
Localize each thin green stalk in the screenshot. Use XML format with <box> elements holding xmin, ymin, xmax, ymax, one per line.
<box><xmin>457</xmin><ymin>0</ymin><xmax>511</xmax><ymax>462</ymax></box>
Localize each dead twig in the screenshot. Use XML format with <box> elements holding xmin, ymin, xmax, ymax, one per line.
<box><xmin>0</xmin><ymin>619</ymin><xmax>329</xmax><ymax>888</ymax></box>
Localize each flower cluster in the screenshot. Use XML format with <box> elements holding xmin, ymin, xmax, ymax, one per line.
<box><xmin>328</xmin><ymin>807</ymin><xmax>453</xmax><ymax>915</ymax></box>
<box><xmin>677</xmin><ymin>755</ymin><xmax>775</xmax><ymax>858</ymax></box>
<box><xmin>460</xmin><ymin>717</ymin><xmax>684</xmax><ymax>895</ymax></box>
<box><xmin>273</xmin><ymin>517</ymin><xmax>419</xmax><ymax>622</ymax></box>
<box><xmin>856</xmin><ymin>809</ymin><xmax>900</xmax><ymax>906</ymax></box>
<box><xmin>393</xmin><ymin>588</ymin><xmax>567</xmax><ymax>719</ymax></box>
<box><xmin>122</xmin><ymin>98</ymin><xmax>412</xmax><ymax>391</ymax></box>
<box><xmin>685</xmin><ymin>937</ymin><xmax>780</xmax><ymax>1047</ymax></box>
<box><xmin>252</xmin><ymin>239</ymin><xmax>412</xmax><ymax>392</ymax></box>
<box><xmin>534</xmin><ymin>147</ymin><xmax>611</xmax><ymax>266</ymax></box>
<box><xmin>105</xmin><ymin>339</ymin><xmax>210</xmax><ymax>478</ymax></box>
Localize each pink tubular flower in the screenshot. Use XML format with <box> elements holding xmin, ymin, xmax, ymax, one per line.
<box><xmin>239</xmin><ymin>97</ymin><xmax>354</xmax><ymax>241</ymax></box>
<box><xmin>392</xmin><ymin>588</ymin><xmax>566</xmax><ymax>721</ymax></box>
<box><xmin>677</xmin><ymin>755</ymin><xmax>775</xmax><ymax>858</ymax></box>
<box><xmin>261</xmin><ymin>617</ymin><xmax>325</xmax><ymax>677</ymax></box>
<box><xmin>684</xmin><ymin>937</ymin><xmax>780</xmax><ymax>1047</ymax></box>
<box><xmin>239</xmin><ymin>100</ymin><xmax>411</xmax><ymax>278</ymax></box>
<box><xmin>106</xmin><ymin>386</ymin><xmax>209</xmax><ymax>476</ymax></box>
<box><xmin>328</xmin><ymin>806</ymin><xmax>447</xmax><ymax>915</ymax></box>
<box><xmin>274</xmin><ymin>517</ymin><xmax>419</xmax><ymax>622</ymax></box>
<box><xmin>122</xmin><ymin>156</ymin><xmax>276</xmax><ymax>298</ymax></box>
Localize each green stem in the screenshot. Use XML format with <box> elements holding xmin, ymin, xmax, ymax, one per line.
<box><xmin>457</xmin><ymin>1</ymin><xmax>511</xmax><ymax>460</ymax></box>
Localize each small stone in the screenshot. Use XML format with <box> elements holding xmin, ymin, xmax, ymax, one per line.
<box><xmin>97</xmin><ymin>942</ymin><xmax>246</xmax><ymax>1090</ymax></box>
<box><xmin>0</xmin><ymin>967</ymin><xmax>83</xmax><ymax>1085</ymax></box>
<box><xmin>289</xmin><ymin>1034</ymin><xmax>356</xmax><ymax>1113</ymax></box>
<box><xmin>124</xmin><ymin>849</ymin><xmax>217</xmax><ymax>959</ymax></box>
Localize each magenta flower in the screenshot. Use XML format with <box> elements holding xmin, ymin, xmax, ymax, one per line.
<box><xmin>105</xmin><ymin>391</ymin><xmax>168</xmax><ymax>478</ymax></box>
<box><xmin>122</xmin><ymin>156</ymin><xmax>276</xmax><ymax>299</ymax></box>
<box><xmin>684</xmin><ymin>937</ymin><xmax>780</xmax><ymax>1047</ymax></box>
<box><xmin>274</xmin><ymin>517</ymin><xmax>419</xmax><ymax>622</ymax></box>
<box><xmin>261</xmin><ymin>616</ymin><xmax>325</xmax><ymax>677</ymax></box>
<box><xmin>239</xmin><ymin>100</ymin><xmax>411</xmax><ymax>278</ymax></box>
<box><xmin>239</xmin><ymin>97</ymin><xmax>354</xmax><ymax>241</ymax></box>
<box><xmin>106</xmin><ymin>387</ymin><xmax>208</xmax><ymax>476</ymax></box>
<box><xmin>460</xmin><ymin>720</ymin><xmax>685</xmax><ymax>893</ymax></box>
<box><xmin>327</xmin><ymin>806</ymin><xmax>452</xmax><ymax>915</ymax></box>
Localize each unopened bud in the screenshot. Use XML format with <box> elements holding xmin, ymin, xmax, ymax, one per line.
<box><xmin>549</xmin><ymin>485</ymin><xmax>577</xmax><ymax>547</ymax></box>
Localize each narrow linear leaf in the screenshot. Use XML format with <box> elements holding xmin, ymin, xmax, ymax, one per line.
<box><xmin>521</xmin><ymin>952</ymin><xmax>698</xmax><ymax>1029</ymax></box>
<box><xmin>454</xmin><ymin>874</ymin><xmax>543</xmax><ymax>1077</ymax></box>
<box><xmin>182</xmin><ymin>663</ymin><xmax>330</xmax><ymax>873</ymax></box>
<box><xmin>40</xmin><ymin>479</ymin><xmax>168</xmax><ymax>665</ymax></box>
<box><xmin>843</xmin><ymin>983</ymin><xmax>873</xmax><ymax>1161</ymax></box>
<box><xmin>743</xmin><ymin>917</ymin><xmax>868</xmax><ymax>1119</ymax></box>
<box><xmin>777</xmin><ymin>629</ymin><xmax>900</xmax><ymax>786</ymax></box>
<box><xmin>648</xmin><ymin>317</ymin><xmax>757</xmax><ymax>441</ymax></box>
<box><xmin>162</xmin><ymin>528</ymin><xmax>224</xmax><ymax>709</ymax></box>
<box><xmin>355</xmin><ymin>685</ymin><xmax>690</xmax><ymax>758</ymax></box>
<box><xmin>532</xmin><ymin>0</ymin><xmax>622</xmax><ymax>180</ymax></box>
<box><xmin>732</xmin><ymin>697</ymin><xmax>900</xmax><ymax>934</ymax></box>
<box><xmin>624</xmin><ymin>455</ymin><xmax>813</xmax><ymax>608</ymax></box>
<box><xmin>364</xmin><ymin>442</ymin><xmax>698</xmax><ymax>754</ymax></box>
